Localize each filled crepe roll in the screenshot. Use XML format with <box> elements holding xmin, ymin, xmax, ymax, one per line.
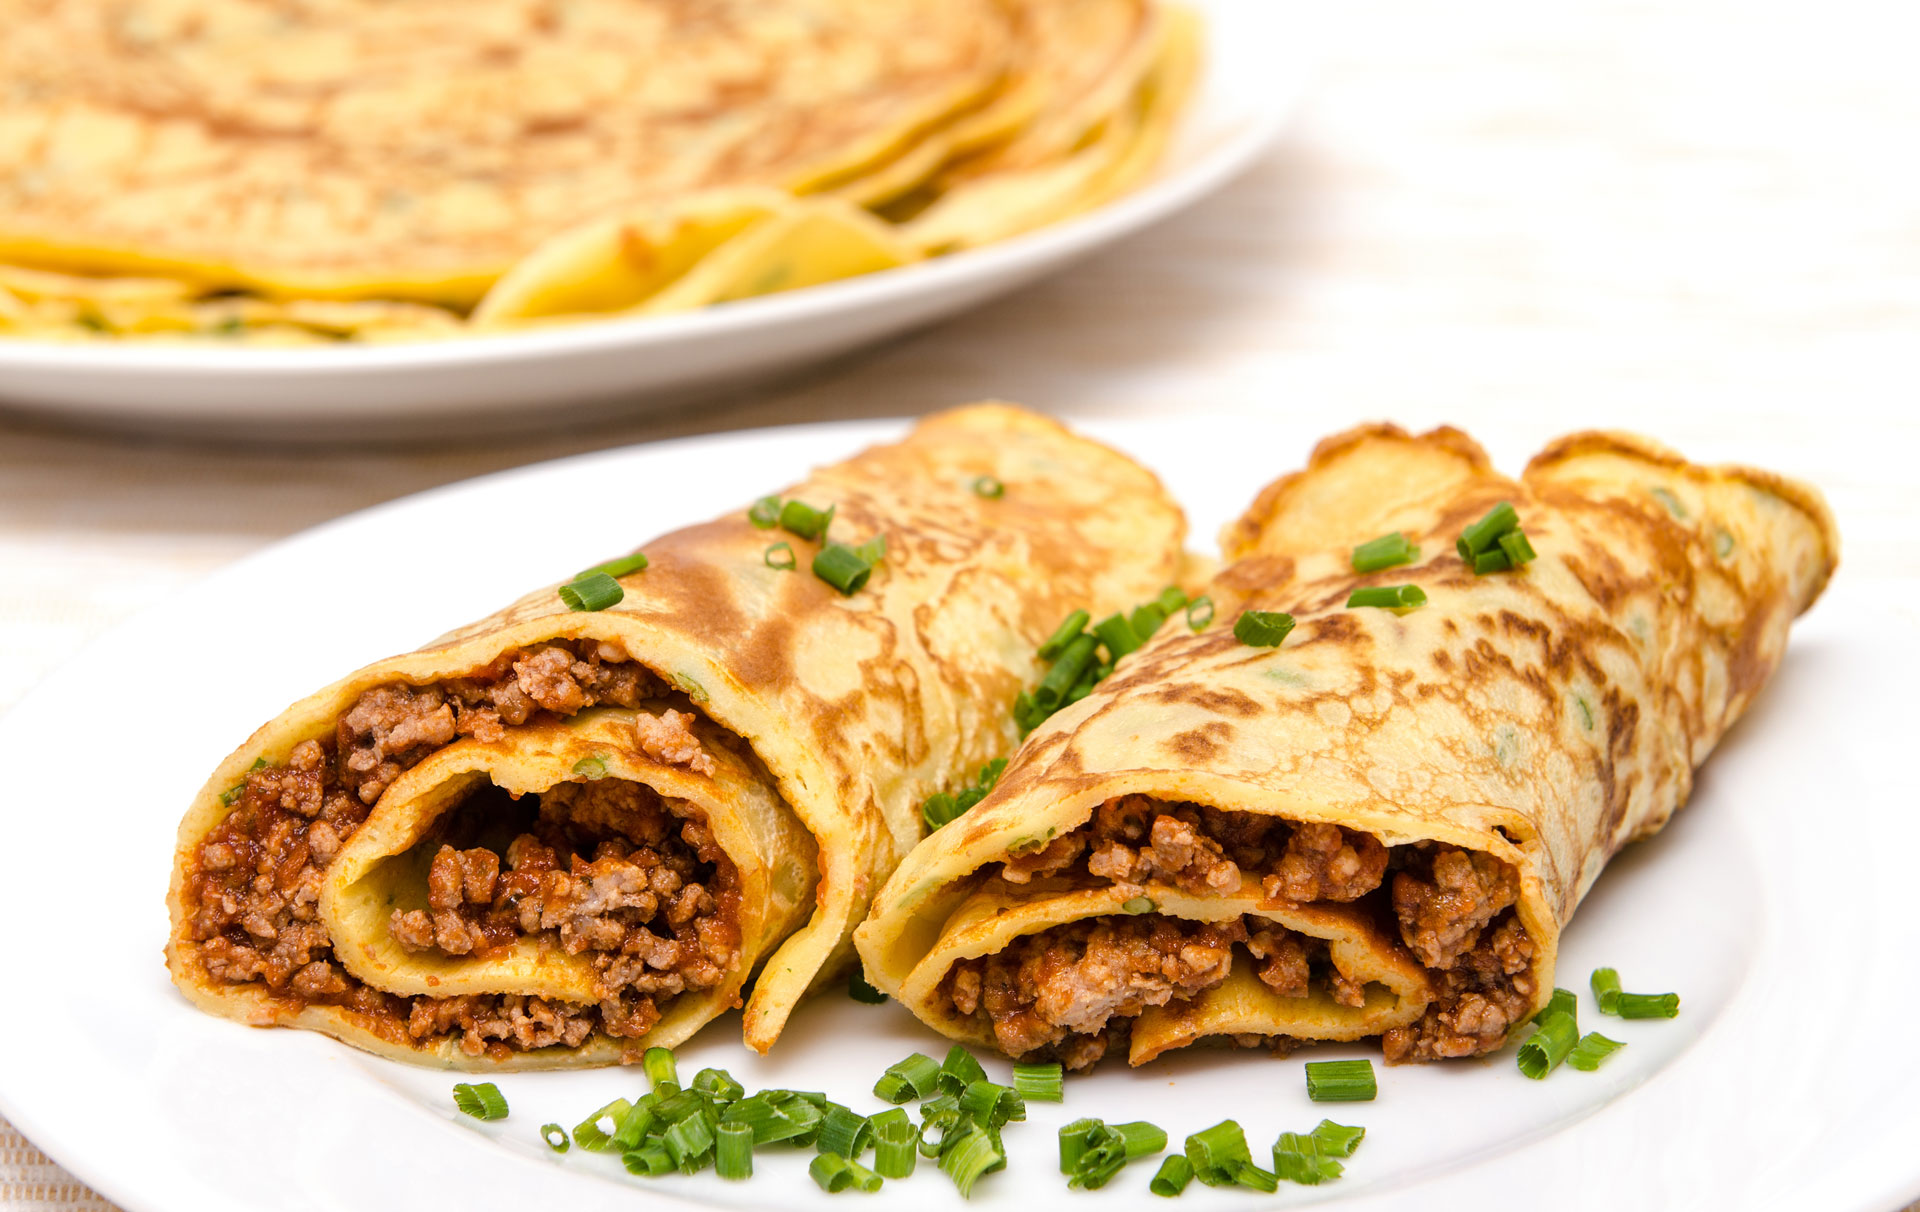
<box><xmin>856</xmin><ymin>423</ymin><xmax>1836</xmax><ymax>1068</ymax></box>
<box><xmin>167</xmin><ymin>403</ymin><xmax>1187</xmax><ymax>1068</ymax></box>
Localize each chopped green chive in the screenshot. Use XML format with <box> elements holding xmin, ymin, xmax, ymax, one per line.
<box><xmin>958</xmin><ymin>1080</ymin><xmax>1025</xmax><ymax>1129</ymax></box>
<box><xmin>972</xmin><ymin>475</ymin><xmax>1005</xmax><ymax>499</ymax></box>
<box><xmin>452</xmin><ymin>1082</ymin><xmax>508</xmax><ymax>1121</ymax></box>
<box><xmin>1534</xmin><ymin>987</ymin><xmax>1577</xmax><ymax>1028</ymax></box>
<box><xmin>854</xmin><ymin>534</ymin><xmax>887</xmax><ymax>567</ymax></box>
<box><xmin>874</xmin><ymin>1118</ymin><xmax>918</xmax><ymax>1178</ymax></box>
<box><xmin>1304</xmin><ymin>1059</ymin><xmax>1376</xmax><ymax>1102</ymax></box>
<box><xmin>811</xmin><ymin>1152</ymin><xmax>857</xmax><ymax>1193</ymax></box>
<box><xmin>1121</xmin><ymin>896</ymin><xmax>1155</xmax><ymax>914</ymax></box>
<box><xmin>578</xmin><ymin>552</ymin><xmax>649</xmax><ymax>579</ymax></box>
<box><xmin>1033</xmin><ymin>632</ymin><xmax>1099</xmax><ymax>711</ymax></box>
<box><xmin>1038</xmin><ymin>609</ymin><xmax>1092</xmax><ymax>660</ymax></box>
<box><xmin>938</xmin><ymin>1124</ymin><xmax>1003</xmax><ymax>1197</ymax></box>
<box><xmin>1346</xmin><ymin>584</ymin><xmax>1427</xmax><ymax>610</ymax></box>
<box><xmin>1157</xmin><ymin>585</ymin><xmax>1190</xmax><ymax>613</ymax></box>
<box><xmin>937</xmin><ymin>1045</ymin><xmax>989</xmax><ymax>1096</ymax></box>
<box><xmin>1498</xmin><ymin>529</ymin><xmax>1538</xmax><ymax>566</ymax></box>
<box><xmin>1457</xmin><ymin>501</ymin><xmax>1520</xmax><ymax>560</ymax></box>
<box><xmin>1012</xmin><ymin>1062</ymin><xmax>1064</xmax><ymax>1102</ymax></box>
<box><xmin>765</xmin><ymin>541</ymin><xmax>797</xmax><ymax>570</ymax></box>
<box><xmin>558</xmin><ymin>571</ymin><xmax>623</xmax><ymax>612</ymax></box>
<box><xmin>1233</xmin><ymin>609</ymin><xmax>1296</xmax><ymax>647</ymax></box>
<box><xmin>572</xmin><ymin>1098</ymin><xmax>631</xmax><ymax>1151</ymax></box>
<box><xmin>1013</xmin><ymin>689</ymin><xmax>1043</xmax><ymax>735</ymax></box>
<box><xmin>816</xmin><ymin>1103</ymin><xmax>871</xmax><ymax>1159</ymax></box>
<box><xmin>609</xmin><ymin>1095</ymin><xmax>658</xmax><ymax>1151</ymax></box>
<box><xmin>692</xmin><ymin>1068</ymin><xmax>744</xmax><ymax>1102</ymax></box>
<box><xmin>1093</xmin><ymin>612</ymin><xmax>1142</xmax><ymax>659</ymax></box>
<box><xmin>1069</xmin><ymin>1121</ymin><xmax>1165</xmax><ymax>1189</ymax></box>
<box><xmin>1472</xmin><ymin>548</ymin><xmax>1513</xmax><ymax>574</ymax></box>
<box><xmin>1059</xmin><ymin>1118</ymin><xmax>1106</xmax><ymax>1173</ymax></box>
<box><xmin>622</xmin><ymin>1141</ymin><xmax>673</xmax><ymax>1176</ymax></box>
<box><xmin>643</xmin><ymin>1046</ymin><xmax>678</xmax><ymax>1091</ymax></box>
<box><xmin>540</xmin><ymin>1123</ymin><xmax>569</xmax><ymax>1152</ymax></box>
<box><xmin>1591</xmin><ymin>967</ymin><xmax>1622</xmax><ymax>1014</ymax></box>
<box><xmin>1517</xmin><ymin>1009</ymin><xmax>1579</xmax><ymax>1079</ymax></box>
<box><xmin>848</xmin><ymin>968</ymin><xmax>887</xmax><ymax>1004</ymax></box>
<box><xmin>1567</xmin><ymin>1032</ymin><xmax>1626</xmax><ymax>1070</ymax></box>
<box><xmin>1352</xmin><ymin>531</ymin><xmax>1419</xmax><ymax>573</ymax></box>
<box><xmin>1230</xmin><ymin>1162</ymin><xmax>1280</xmax><ymax>1192</ymax></box>
<box><xmin>1150</xmin><ymin>1154</ymin><xmax>1194</xmax><ymax>1196</ymax></box>
<box><xmin>813</xmin><ymin>543</ymin><xmax>873</xmax><ymax>595</ymax></box>
<box><xmin>748</xmin><ymin>495</ymin><xmax>783</xmax><ymax>528</ymax></box>
<box><xmin>665</xmin><ymin>1114</ymin><xmax>714</xmax><ymax>1171</ymax></box>
<box><xmin>1617</xmin><ymin>991</ymin><xmax>1681</xmax><ymax>1019</ymax></box>
<box><xmin>715</xmin><ymin>1122</ymin><xmax>753</xmax><ymax>1180</ymax></box>
<box><xmin>571</xmin><ymin>756</ymin><xmax>607</xmax><ymax>780</ymax></box>
<box><xmin>1185</xmin><ymin>1120</ymin><xmax>1252</xmax><ymax>1186</ymax></box>
<box><xmin>1310</xmin><ymin>1119</ymin><xmax>1365</xmax><ymax>1157</ymax></box>
<box><xmin>1272</xmin><ymin>1132</ymin><xmax>1343</xmax><ymax>1185</ymax></box>
<box><xmin>1185</xmin><ymin>595</ymin><xmax>1215</xmax><ymax>630</ymax></box>
<box><xmin>1130</xmin><ymin>602</ymin><xmax>1169</xmax><ymax>642</ymax></box>
<box><xmin>779</xmin><ymin>500</ymin><xmax>835</xmax><ymax>541</ymax></box>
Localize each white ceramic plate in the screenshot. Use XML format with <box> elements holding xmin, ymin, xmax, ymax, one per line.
<box><xmin>0</xmin><ymin>417</ymin><xmax>1912</xmax><ymax>1212</ymax></box>
<box><xmin>0</xmin><ymin>1</ymin><xmax>1312</xmax><ymax>441</ymax></box>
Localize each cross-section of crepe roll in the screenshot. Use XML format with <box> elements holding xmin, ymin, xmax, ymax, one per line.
<box><xmin>856</xmin><ymin>423</ymin><xmax>1836</xmax><ymax>1069</ymax></box>
<box><xmin>168</xmin><ymin>403</ymin><xmax>1188</xmax><ymax>1067</ymax></box>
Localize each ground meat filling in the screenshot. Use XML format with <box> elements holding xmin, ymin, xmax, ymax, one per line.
<box><xmin>982</xmin><ymin>799</ymin><xmax>1538</xmax><ymax>1066</ymax></box>
<box><xmin>389</xmin><ymin>778</ymin><xmax>741</xmax><ymax>1042</ymax></box>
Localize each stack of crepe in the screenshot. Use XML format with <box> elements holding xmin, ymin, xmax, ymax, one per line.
<box><xmin>0</xmin><ymin>0</ymin><xmax>1198</xmax><ymax>345</ymax></box>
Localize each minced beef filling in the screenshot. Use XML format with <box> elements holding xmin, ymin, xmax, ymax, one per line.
<box><xmin>183</xmin><ymin>642</ymin><xmax>737</xmax><ymax>1059</ymax></box>
<box><xmin>976</xmin><ymin>798</ymin><xmax>1537</xmax><ymax>1066</ymax></box>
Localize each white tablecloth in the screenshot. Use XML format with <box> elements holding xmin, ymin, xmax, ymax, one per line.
<box><xmin>4</xmin><ymin>1</ymin><xmax>1916</xmax><ymax>1207</ymax></box>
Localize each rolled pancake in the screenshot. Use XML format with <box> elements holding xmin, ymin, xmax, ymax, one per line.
<box><xmin>168</xmin><ymin>403</ymin><xmax>1188</xmax><ymax>1067</ymax></box>
<box><xmin>855</xmin><ymin>423</ymin><xmax>1836</xmax><ymax>1068</ymax></box>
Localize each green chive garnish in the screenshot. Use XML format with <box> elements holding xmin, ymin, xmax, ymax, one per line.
<box><xmin>1567</xmin><ymin>1032</ymin><xmax>1626</xmax><ymax>1070</ymax></box>
<box><xmin>1038</xmin><ymin>609</ymin><xmax>1091</xmax><ymax>660</ymax></box>
<box><xmin>874</xmin><ymin>1118</ymin><xmax>918</xmax><ymax>1178</ymax></box>
<box><xmin>1013</xmin><ymin>689</ymin><xmax>1044</xmax><ymax>736</ymax></box>
<box><xmin>765</xmin><ymin>541</ymin><xmax>797</xmax><ymax>570</ymax></box>
<box><xmin>663</xmin><ymin>1117</ymin><xmax>710</xmax><ymax>1172</ymax></box>
<box><xmin>1012</xmin><ymin>1062</ymin><xmax>1063</xmax><ymax>1102</ymax></box>
<box><xmin>572</xmin><ymin>1098</ymin><xmax>631</xmax><ymax>1151</ymax></box>
<box><xmin>571</xmin><ymin>756</ymin><xmax>607</xmax><ymax>780</ymax></box>
<box><xmin>609</xmin><ymin>1095</ymin><xmax>658</xmax><ymax>1151</ymax></box>
<box><xmin>958</xmin><ymin>1080</ymin><xmax>1024</xmax><ymax>1129</ymax></box>
<box><xmin>1346</xmin><ymin>584</ymin><xmax>1427</xmax><ymax>610</ymax></box>
<box><xmin>1457</xmin><ymin>501</ymin><xmax>1520</xmax><ymax>560</ymax></box>
<box><xmin>1231</xmin><ymin>1162</ymin><xmax>1280</xmax><ymax>1192</ymax></box>
<box><xmin>1472</xmin><ymin>549</ymin><xmax>1513</xmax><ymax>574</ymax></box>
<box><xmin>452</xmin><ymin>1082</ymin><xmax>508</xmax><ymax>1121</ymax></box>
<box><xmin>577</xmin><ymin>552</ymin><xmax>649</xmax><ymax>579</ymax></box>
<box><xmin>1534</xmin><ymin>987</ymin><xmax>1577</xmax><ymax>1027</ymax></box>
<box><xmin>810</xmin><ymin>1152</ymin><xmax>856</xmax><ymax>1193</ymax></box>
<box><xmin>1304</xmin><ymin>1059</ymin><xmax>1376</xmax><ymax>1102</ymax></box>
<box><xmin>855</xmin><ymin>534</ymin><xmax>887</xmax><ymax>566</ymax></box>
<box><xmin>748</xmin><ymin>495</ymin><xmax>782</xmax><ymax>528</ymax></box>
<box><xmin>1150</xmin><ymin>1154</ymin><xmax>1194</xmax><ymax>1196</ymax></box>
<box><xmin>1185</xmin><ymin>595</ymin><xmax>1215</xmax><ymax>630</ymax></box>
<box><xmin>1157</xmin><ymin>585</ymin><xmax>1189</xmax><ymax>612</ymax></box>
<box><xmin>779</xmin><ymin>500</ymin><xmax>835</xmax><ymax>541</ymax></box>
<box><xmin>1121</xmin><ymin>896</ymin><xmax>1155</xmax><ymax>914</ymax></box>
<box><xmin>643</xmin><ymin>1046</ymin><xmax>678</xmax><ymax>1091</ymax></box>
<box><xmin>1130</xmin><ymin>602</ymin><xmax>1169</xmax><ymax>642</ymax></box>
<box><xmin>816</xmin><ymin>1103</ymin><xmax>871</xmax><ymax>1159</ymax></box>
<box><xmin>972</xmin><ymin>475</ymin><xmax>1005</xmax><ymax>499</ymax></box>
<box><xmin>1059</xmin><ymin>1118</ymin><xmax>1106</xmax><ymax>1174</ymax></box>
<box><xmin>1352</xmin><ymin>531</ymin><xmax>1419</xmax><ymax>573</ymax></box>
<box><xmin>849</xmin><ymin>967</ymin><xmax>887</xmax><ymax>1004</ymax></box>
<box><xmin>1517</xmin><ymin>1010</ymin><xmax>1579</xmax><ymax>1079</ymax></box>
<box><xmin>692</xmin><ymin>1068</ymin><xmax>744</xmax><ymax>1102</ymax></box>
<box><xmin>1070</xmin><ymin>1121</ymin><xmax>1166</xmax><ymax>1189</ymax></box>
<box><xmin>937</xmin><ymin>1045</ymin><xmax>988</xmax><ymax>1096</ymax></box>
<box><xmin>938</xmin><ymin>1124</ymin><xmax>1003</xmax><ymax>1197</ymax></box>
<box><xmin>1093</xmin><ymin>612</ymin><xmax>1142</xmax><ymax>659</ymax></box>
<box><xmin>558</xmin><ymin>571</ymin><xmax>623</xmax><ymax>612</ymax></box>
<box><xmin>1498</xmin><ymin>529</ymin><xmax>1537</xmax><ymax>566</ymax></box>
<box><xmin>1185</xmin><ymin>1120</ymin><xmax>1252</xmax><ymax>1186</ymax></box>
<box><xmin>1272</xmin><ymin>1132</ymin><xmax>1343</xmax><ymax>1185</ymax></box>
<box><xmin>1591</xmin><ymin>968</ymin><xmax>1622</xmax><ymax>1014</ymax></box>
<box><xmin>622</xmin><ymin>1141</ymin><xmax>672</xmax><ymax>1176</ymax></box>
<box><xmin>1033</xmin><ymin>632</ymin><xmax>1099</xmax><ymax>711</ymax></box>
<box><xmin>1311</xmin><ymin>1119</ymin><xmax>1365</xmax><ymax>1157</ymax></box>
<box><xmin>541</xmin><ymin>1123</ymin><xmax>570</xmax><ymax>1152</ymax></box>
<box><xmin>1616</xmin><ymin>991</ymin><xmax>1680</xmax><ymax>1019</ymax></box>
<box><xmin>1233</xmin><ymin>610</ymin><xmax>1296</xmax><ymax>647</ymax></box>
<box><xmin>714</xmin><ymin>1122</ymin><xmax>753</xmax><ymax>1180</ymax></box>
<box><xmin>813</xmin><ymin>543</ymin><xmax>872</xmax><ymax>595</ymax></box>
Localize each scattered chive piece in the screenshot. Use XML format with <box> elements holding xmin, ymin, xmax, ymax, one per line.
<box><xmin>1121</xmin><ymin>896</ymin><xmax>1155</xmax><ymax>914</ymax></box>
<box><xmin>643</xmin><ymin>1046</ymin><xmax>678</xmax><ymax>1091</ymax></box>
<box><xmin>1617</xmin><ymin>991</ymin><xmax>1681</xmax><ymax>1019</ymax></box>
<box><xmin>1185</xmin><ymin>595</ymin><xmax>1215</xmax><ymax>630</ymax></box>
<box><xmin>1038</xmin><ymin>609</ymin><xmax>1092</xmax><ymax>660</ymax></box>
<box><xmin>623</xmin><ymin>1142</ymin><xmax>673</xmax><ymax>1176</ymax></box>
<box><xmin>1304</xmin><ymin>1059</ymin><xmax>1377</xmax><ymax>1102</ymax></box>
<box><xmin>1567</xmin><ymin>1032</ymin><xmax>1627</xmax><ymax>1071</ymax></box>
<box><xmin>1130</xmin><ymin>602</ymin><xmax>1169</xmax><ymax>642</ymax></box>
<box><xmin>452</xmin><ymin>1082</ymin><xmax>508</xmax><ymax>1121</ymax></box>
<box><xmin>848</xmin><ymin>968</ymin><xmax>887</xmax><ymax>1004</ymax></box>
<box><xmin>844</xmin><ymin>1158</ymin><xmax>883</xmax><ymax>1193</ymax></box>
<box><xmin>692</xmin><ymin>1068</ymin><xmax>744</xmax><ymax>1102</ymax></box>
<box><xmin>578</xmin><ymin>552</ymin><xmax>649</xmax><ymax>579</ymax></box>
<box><xmin>779</xmin><ymin>500</ymin><xmax>835</xmax><ymax>541</ymax></box>
<box><xmin>715</xmin><ymin>1122</ymin><xmax>753</xmax><ymax>1180</ymax></box>
<box><xmin>1346</xmin><ymin>584</ymin><xmax>1427</xmax><ymax>610</ymax></box>
<box><xmin>816</xmin><ymin>1103</ymin><xmax>871</xmax><ymax>1159</ymax></box>
<box><xmin>1185</xmin><ymin>1120</ymin><xmax>1252</xmax><ymax>1186</ymax></box>
<box><xmin>1517</xmin><ymin>1010</ymin><xmax>1580</xmax><ymax>1079</ymax></box>
<box><xmin>1472</xmin><ymin>548</ymin><xmax>1513</xmax><ymax>575</ymax></box>
<box><xmin>1457</xmin><ymin>501</ymin><xmax>1520</xmax><ymax>560</ymax></box>
<box><xmin>854</xmin><ymin>534</ymin><xmax>887</xmax><ymax>566</ymax></box>
<box><xmin>1498</xmin><ymin>529</ymin><xmax>1538</xmax><ymax>566</ymax></box>
<box><xmin>765</xmin><ymin>541</ymin><xmax>797</xmax><ymax>571</ymax></box>
<box><xmin>540</xmin><ymin>1123</ymin><xmax>570</xmax><ymax>1152</ymax></box>
<box><xmin>1151</xmin><ymin>1154</ymin><xmax>1194</xmax><ymax>1196</ymax></box>
<box><xmin>609</xmin><ymin>1095</ymin><xmax>658</xmax><ymax>1150</ymax></box>
<box><xmin>1071</xmin><ymin>1121</ymin><xmax>1162</xmax><ymax>1190</ymax></box>
<box><xmin>938</xmin><ymin>1045</ymin><xmax>989</xmax><ymax>1096</ymax></box>
<box><xmin>972</xmin><ymin>475</ymin><xmax>1005</xmax><ymax>499</ymax></box>
<box><xmin>811</xmin><ymin>1152</ymin><xmax>856</xmax><ymax>1193</ymax></box>
<box><xmin>1310</xmin><ymin>1119</ymin><xmax>1365</xmax><ymax>1158</ymax></box>
<box><xmin>1034</xmin><ymin>633</ymin><xmax>1099</xmax><ymax>711</ymax></box>
<box><xmin>1535</xmin><ymin>987</ymin><xmax>1578</xmax><ymax>1028</ymax></box>
<box><xmin>1233</xmin><ymin>609</ymin><xmax>1296</xmax><ymax>648</ymax></box>
<box><xmin>978</xmin><ymin>758</ymin><xmax>1007</xmax><ymax>790</ymax></box>
<box><xmin>958</xmin><ymin>1080</ymin><xmax>1024</xmax><ymax>1129</ymax></box>
<box><xmin>1272</xmin><ymin>1133</ymin><xmax>1343</xmax><ymax>1185</ymax></box>
<box><xmin>1157</xmin><ymin>585</ymin><xmax>1190</xmax><ymax>613</ymax></box>
<box><xmin>1013</xmin><ymin>690</ymin><xmax>1042</xmax><ymax>736</ymax></box>
<box><xmin>570</xmin><ymin>756</ymin><xmax>607</xmax><ymax>780</ymax></box>
<box><xmin>1059</xmin><ymin>1118</ymin><xmax>1106</xmax><ymax>1174</ymax></box>
<box><xmin>572</xmin><ymin>1098</ymin><xmax>632</xmax><ymax>1151</ymax></box>
<box><xmin>748</xmin><ymin>495</ymin><xmax>783</xmax><ymax>528</ymax></box>
<box><xmin>1351</xmin><ymin>531</ymin><xmax>1419</xmax><ymax>573</ymax></box>
<box><xmin>558</xmin><ymin>571</ymin><xmax>623</xmax><ymax>612</ymax></box>
<box><xmin>1231</xmin><ymin>1162</ymin><xmax>1280</xmax><ymax>1192</ymax></box>
<box><xmin>813</xmin><ymin>543</ymin><xmax>873</xmax><ymax>595</ymax></box>
<box><xmin>1012</xmin><ymin>1062</ymin><xmax>1064</xmax><ymax>1102</ymax></box>
<box><xmin>1591</xmin><ymin>968</ymin><xmax>1622</xmax><ymax>1014</ymax></box>
<box><xmin>938</xmin><ymin>1125</ymin><xmax>1003</xmax><ymax>1198</ymax></box>
<box><xmin>874</xmin><ymin>1119</ymin><xmax>918</xmax><ymax>1178</ymax></box>
<box><xmin>664</xmin><ymin>1115</ymin><xmax>714</xmax><ymax>1171</ymax></box>
<box><xmin>1093</xmin><ymin>612</ymin><xmax>1142</xmax><ymax>660</ymax></box>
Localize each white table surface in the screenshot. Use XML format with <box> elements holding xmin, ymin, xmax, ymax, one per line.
<box><xmin>3</xmin><ymin>1</ymin><xmax>1917</xmax><ymax>1208</ymax></box>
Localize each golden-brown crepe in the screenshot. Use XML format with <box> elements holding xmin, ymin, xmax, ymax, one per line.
<box><xmin>167</xmin><ymin>404</ymin><xmax>1188</xmax><ymax>1067</ymax></box>
<box><xmin>855</xmin><ymin>424</ymin><xmax>1836</xmax><ymax>1068</ymax></box>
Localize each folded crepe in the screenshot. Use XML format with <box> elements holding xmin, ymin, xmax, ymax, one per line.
<box><xmin>855</xmin><ymin>424</ymin><xmax>1836</xmax><ymax>1068</ymax></box>
<box><xmin>167</xmin><ymin>403</ymin><xmax>1187</xmax><ymax>1068</ymax></box>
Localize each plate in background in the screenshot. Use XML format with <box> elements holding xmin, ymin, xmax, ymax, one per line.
<box><xmin>0</xmin><ymin>416</ymin><xmax>1912</xmax><ymax>1212</ymax></box>
<box><xmin>0</xmin><ymin>1</ymin><xmax>1315</xmax><ymax>441</ymax></box>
